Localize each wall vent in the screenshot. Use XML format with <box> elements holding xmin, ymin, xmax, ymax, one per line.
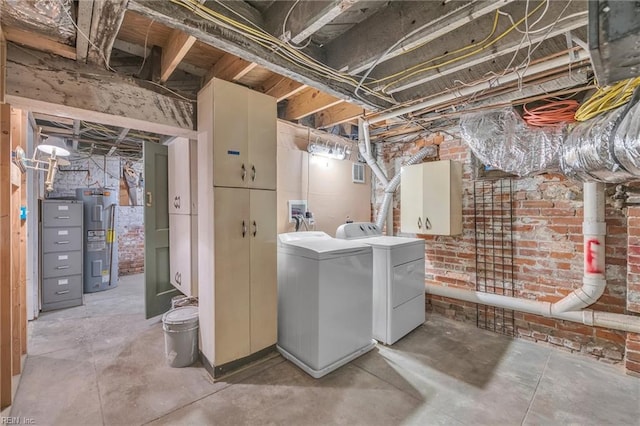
<box><xmin>352</xmin><ymin>163</ymin><xmax>365</xmax><ymax>183</ymax></box>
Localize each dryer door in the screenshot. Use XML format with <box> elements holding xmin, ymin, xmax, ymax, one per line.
<box><xmin>392</xmin><ymin>258</ymin><xmax>425</xmax><ymax>308</ymax></box>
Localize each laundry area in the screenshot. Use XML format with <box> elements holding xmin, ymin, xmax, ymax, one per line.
<box><xmin>1</xmin><ymin>1</ymin><xmax>640</xmax><ymax>425</ymax></box>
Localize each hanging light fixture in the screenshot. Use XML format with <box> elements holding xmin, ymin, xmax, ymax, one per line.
<box><xmin>12</xmin><ymin>134</ymin><xmax>71</xmax><ymax>192</ymax></box>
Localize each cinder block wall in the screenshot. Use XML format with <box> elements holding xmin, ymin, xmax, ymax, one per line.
<box><xmin>376</xmin><ymin>133</ymin><xmax>640</xmax><ymax>375</ymax></box>
<box><xmin>51</xmin><ymin>155</ymin><xmax>144</xmax><ymax>277</ymax></box>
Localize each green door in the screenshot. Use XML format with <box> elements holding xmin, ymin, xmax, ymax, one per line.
<box><xmin>144</xmin><ymin>141</ymin><xmax>178</xmax><ymax>318</ymax></box>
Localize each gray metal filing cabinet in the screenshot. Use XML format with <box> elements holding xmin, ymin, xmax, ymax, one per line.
<box><xmin>41</xmin><ymin>200</ymin><xmax>84</xmax><ymax>311</ymax></box>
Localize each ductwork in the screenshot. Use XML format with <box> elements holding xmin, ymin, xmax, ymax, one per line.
<box><xmin>374</xmin><ymin>145</ymin><xmax>437</xmax><ymax>230</ymax></box>
<box><xmin>358</xmin><ymin>119</ymin><xmax>389</xmax><ymax>187</ymax></box>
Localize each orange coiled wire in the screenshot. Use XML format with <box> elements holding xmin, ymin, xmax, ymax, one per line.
<box><xmin>522</xmin><ymin>100</ymin><xmax>580</xmax><ymax>127</ymax></box>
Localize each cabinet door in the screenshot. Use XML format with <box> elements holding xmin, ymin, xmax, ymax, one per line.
<box><xmin>168</xmin><ymin>138</ymin><xmax>192</xmax><ymax>215</ymax></box>
<box><xmin>249</xmin><ymin>190</ymin><xmax>277</xmax><ymax>352</ymax></box>
<box><xmin>400</xmin><ymin>164</ymin><xmax>424</xmax><ymax>233</ymax></box>
<box><xmin>169</xmin><ymin>214</ymin><xmax>193</xmax><ymax>297</ymax></box>
<box><xmin>213</xmin><ymin>79</ymin><xmax>249</xmax><ymax>188</ymax></box>
<box><xmin>421</xmin><ymin>161</ymin><xmax>454</xmax><ymax>235</ymax></box>
<box><xmin>247</xmin><ymin>92</ymin><xmax>277</xmax><ymax>190</ymax></box>
<box><xmin>214</xmin><ymin>187</ymin><xmax>251</xmax><ymax>364</ymax></box>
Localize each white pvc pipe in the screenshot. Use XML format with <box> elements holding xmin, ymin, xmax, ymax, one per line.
<box><xmin>358</xmin><ymin>118</ymin><xmax>389</xmax><ymax>187</ymax></box>
<box><xmin>425</xmin><ymin>284</ymin><xmax>640</xmax><ymax>333</ymax></box>
<box><xmin>552</xmin><ymin>182</ymin><xmax>607</xmax><ymax>314</ymax></box>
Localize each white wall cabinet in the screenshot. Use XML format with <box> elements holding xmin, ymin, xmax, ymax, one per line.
<box><xmin>168</xmin><ymin>137</ymin><xmax>198</xmax><ymax>297</ymax></box>
<box><xmin>168</xmin><ymin>138</ymin><xmax>197</xmax><ymax>215</ymax></box>
<box><xmin>198</xmin><ymin>78</ymin><xmax>277</xmax><ymax>376</ymax></box>
<box><xmin>207</xmin><ymin>78</ymin><xmax>277</xmax><ymax>191</ymax></box>
<box><xmin>400</xmin><ymin>160</ymin><xmax>462</xmax><ymax>235</ymax></box>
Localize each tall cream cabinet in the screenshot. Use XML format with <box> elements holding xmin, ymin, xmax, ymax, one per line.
<box><xmin>197</xmin><ymin>78</ymin><xmax>277</xmax><ymax>377</ymax></box>
<box><xmin>168</xmin><ymin>137</ymin><xmax>198</xmax><ymax>297</ymax></box>
<box><xmin>400</xmin><ymin>160</ymin><xmax>463</xmax><ymax>235</ymax></box>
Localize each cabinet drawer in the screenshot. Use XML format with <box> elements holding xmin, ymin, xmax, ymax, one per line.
<box><xmin>42</xmin><ymin>251</ymin><xmax>82</xmax><ymax>278</ymax></box>
<box><xmin>42</xmin><ymin>227</ymin><xmax>82</xmax><ymax>252</ymax></box>
<box><xmin>42</xmin><ymin>275</ymin><xmax>82</xmax><ymax>304</ymax></box>
<box><xmin>43</xmin><ymin>202</ymin><xmax>83</xmax><ymax>227</ymax></box>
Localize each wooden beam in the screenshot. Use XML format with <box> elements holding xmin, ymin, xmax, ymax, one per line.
<box><xmin>76</xmin><ymin>0</ymin><xmax>95</xmax><ymax>62</ymax></box>
<box><xmin>112</xmin><ymin>39</ymin><xmax>207</xmax><ymax>77</ymax></box>
<box><xmin>160</xmin><ymin>30</ymin><xmax>197</xmax><ymax>83</ymax></box>
<box><xmin>2</xmin><ymin>26</ymin><xmax>76</xmax><ymax>60</ymax></box>
<box><xmin>203</xmin><ymin>53</ymin><xmax>258</xmax><ymax>84</ymax></box>
<box><xmin>6</xmin><ymin>44</ymin><xmax>195</xmax><ymax>138</ymax></box>
<box><xmin>0</xmin><ymin>103</ymin><xmax>12</xmax><ymax>410</ymax></box>
<box><xmin>377</xmin><ymin>1</ymin><xmax>588</xmax><ymax>95</ymax></box>
<box><xmin>264</xmin><ymin>0</ymin><xmax>358</xmax><ymax>44</ymax></box>
<box><xmin>315</xmin><ymin>102</ymin><xmax>367</xmax><ymax>129</ymax></box>
<box><xmin>260</xmin><ymin>74</ymin><xmax>307</xmax><ymax>102</ymax></box>
<box><xmin>0</xmin><ymin>24</ymin><xmax>5</xmax><ymax>104</ymax></box>
<box><xmin>87</xmin><ymin>0</ymin><xmax>128</xmax><ymax>68</ymax></box>
<box><xmin>284</xmin><ymin>88</ymin><xmax>343</xmax><ymax>120</ymax></box>
<box><xmin>127</xmin><ymin>0</ymin><xmax>388</xmax><ymax>109</ymax></box>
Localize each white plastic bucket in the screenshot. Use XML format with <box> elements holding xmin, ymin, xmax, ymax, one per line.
<box><xmin>162</xmin><ymin>306</ymin><xmax>199</xmax><ymax>368</ymax></box>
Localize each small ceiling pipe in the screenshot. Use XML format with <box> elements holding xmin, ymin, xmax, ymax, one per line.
<box><xmin>552</xmin><ymin>182</ymin><xmax>607</xmax><ymax>314</ymax></box>
<box><xmin>425</xmin><ymin>284</ymin><xmax>640</xmax><ymax>334</ymax></box>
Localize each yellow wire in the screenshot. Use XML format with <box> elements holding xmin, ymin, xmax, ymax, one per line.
<box><xmin>376</xmin><ymin>0</ymin><xmax>547</xmax><ymax>93</ymax></box>
<box><xmin>574</xmin><ymin>77</ymin><xmax>640</xmax><ymax>121</ymax></box>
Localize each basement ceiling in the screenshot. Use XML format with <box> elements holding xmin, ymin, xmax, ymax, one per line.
<box><xmin>1</xmin><ymin>0</ymin><xmax>593</xmax><ymax>147</ymax></box>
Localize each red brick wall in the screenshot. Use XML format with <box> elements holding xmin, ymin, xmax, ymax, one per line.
<box><xmin>118</xmin><ymin>224</ymin><xmax>144</xmax><ymax>276</ymax></box>
<box><xmin>379</xmin><ymin>134</ymin><xmax>640</xmax><ymax>371</ymax></box>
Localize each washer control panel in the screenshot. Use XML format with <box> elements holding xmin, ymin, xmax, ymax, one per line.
<box><xmin>335</xmin><ymin>222</ymin><xmax>381</xmax><ymax>239</ymax></box>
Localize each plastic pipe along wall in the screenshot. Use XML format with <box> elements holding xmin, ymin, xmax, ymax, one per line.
<box><xmin>427</xmin><ymin>182</ymin><xmax>640</xmax><ymax>334</ymax></box>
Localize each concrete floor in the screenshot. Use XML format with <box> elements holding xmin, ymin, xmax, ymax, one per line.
<box><xmin>10</xmin><ymin>274</ymin><xmax>640</xmax><ymax>426</ymax></box>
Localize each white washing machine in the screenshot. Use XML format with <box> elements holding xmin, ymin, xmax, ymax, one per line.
<box><xmin>277</xmin><ymin>231</ymin><xmax>375</xmax><ymax>378</ymax></box>
<box><xmin>336</xmin><ymin>223</ymin><xmax>425</xmax><ymax>345</ymax></box>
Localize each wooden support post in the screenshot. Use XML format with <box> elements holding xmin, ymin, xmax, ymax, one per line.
<box><xmin>19</xmin><ymin>111</ymin><xmax>26</xmax><ymax>358</ymax></box>
<box><xmin>0</xmin><ymin>23</ymin><xmax>5</xmax><ymax>104</ymax></box>
<box><xmin>0</xmin><ymin>103</ymin><xmax>12</xmax><ymax>410</ymax></box>
<box><xmin>10</xmin><ymin>107</ymin><xmax>20</xmax><ymax>375</ymax></box>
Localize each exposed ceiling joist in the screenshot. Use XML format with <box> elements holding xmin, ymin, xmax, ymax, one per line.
<box><xmin>76</xmin><ymin>0</ymin><xmax>94</xmax><ymax>62</ymax></box>
<box><xmin>374</xmin><ymin>1</ymin><xmax>588</xmax><ymax>96</ymax></box>
<box><xmin>127</xmin><ymin>0</ymin><xmax>387</xmax><ymax>109</ymax></box>
<box><xmin>325</xmin><ymin>0</ymin><xmax>514</xmax><ymax>74</ymax></box>
<box><xmin>112</xmin><ymin>39</ymin><xmax>207</xmax><ymax>77</ymax></box>
<box><xmin>315</xmin><ymin>102</ymin><xmax>366</xmax><ymax>129</ymax></box>
<box><xmin>160</xmin><ymin>29</ymin><xmax>197</xmax><ymax>83</ymax></box>
<box><xmin>2</xmin><ymin>26</ymin><xmax>76</xmax><ymax>60</ymax></box>
<box><xmin>204</xmin><ymin>53</ymin><xmax>258</xmax><ymax>84</ymax></box>
<box><xmin>32</xmin><ymin>113</ymin><xmax>75</xmax><ymax>126</ymax></box>
<box><xmin>87</xmin><ymin>0</ymin><xmax>128</xmax><ymax>68</ymax></box>
<box><xmin>264</xmin><ymin>0</ymin><xmax>358</xmax><ymax>44</ymax></box>
<box><xmin>284</xmin><ymin>88</ymin><xmax>343</xmax><ymax>120</ymax></box>
<box><xmin>260</xmin><ymin>74</ymin><xmax>307</xmax><ymax>101</ymax></box>
<box><xmin>5</xmin><ymin>44</ymin><xmax>195</xmax><ymax>138</ymax></box>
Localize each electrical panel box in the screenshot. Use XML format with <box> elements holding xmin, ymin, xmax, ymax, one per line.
<box><xmin>400</xmin><ymin>160</ymin><xmax>463</xmax><ymax>236</ymax></box>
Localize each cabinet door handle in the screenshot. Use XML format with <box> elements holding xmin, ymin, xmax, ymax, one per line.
<box><xmin>55</xmin><ymin>216</ymin><xmax>70</xmax><ymax>219</ymax></box>
<box><xmin>146</xmin><ymin>192</ymin><xmax>153</xmax><ymax>207</ymax></box>
<box><xmin>252</xmin><ymin>220</ymin><xmax>257</xmax><ymax>237</ymax></box>
<box><xmin>55</xmin><ymin>241</ymin><xmax>70</xmax><ymax>245</ymax></box>
<box><xmin>424</xmin><ymin>217</ymin><xmax>432</xmax><ymax>230</ymax></box>
<box><xmin>241</xmin><ymin>163</ymin><xmax>247</xmax><ymax>181</ymax></box>
<box><xmin>56</xmin><ymin>265</ymin><xmax>70</xmax><ymax>270</ymax></box>
<box><xmin>417</xmin><ymin>217</ymin><xmax>422</xmax><ymax>229</ymax></box>
<box><xmin>176</xmin><ymin>272</ymin><xmax>182</xmax><ymax>285</ymax></box>
<box><xmin>251</xmin><ymin>165</ymin><xmax>256</xmax><ymax>182</ymax></box>
<box><xmin>55</xmin><ymin>290</ymin><xmax>69</xmax><ymax>295</ymax></box>
<box><xmin>173</xmin><ymin>195</ymin><xmax>181</xmax><ymax>209</ymax></box>
<box><xmin>242</xmin><ymin>220</ymin><xmax>247</xmax><ymax>238</ymax></box>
